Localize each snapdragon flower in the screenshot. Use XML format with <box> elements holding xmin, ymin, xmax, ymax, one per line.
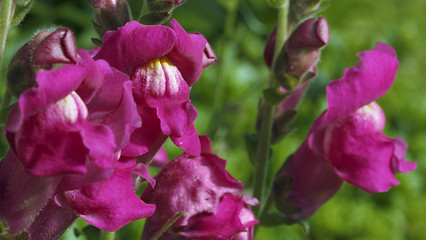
<box><xmin>273</xmin><ymin>43</ymin><xmax>417</xmax><ymax>220</ymax></box>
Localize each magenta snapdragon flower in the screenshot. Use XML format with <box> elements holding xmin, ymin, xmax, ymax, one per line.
<box><xmin>273</xmin><ymin>43</ymin><xmax>417</xmax><ymax>220</ymax></box>
<box><xmin>141</xmin><ymin>136</ymin><xmax>259</xmax><ymax>240</ymax></box>
<box><xmin>95</xmin><ymin>19</ymin><xmax>212</xmax><ymax>159</ymax></box>
<box><xmin>0</xmin><ymin>30</ymin><xmax>154</xmax><ymax>238</ymax></box>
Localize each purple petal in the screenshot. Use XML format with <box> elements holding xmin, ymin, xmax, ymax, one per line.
<box><xmin>87</xmin><ymin>69</ymin><xmax>141</xmax><ymax>151</ymax></box>
<box><xmin>275</xmin><ymin>141</ymin><xmax>343</xmax><ymax>220</ymax></box>
<box><xmin>26</xmin><ymin>200</ymin><xmax>77</xmax><ymax>240</ymax></box>
<box><xmin>75</xmin><ymin>50</ymin><xmax>112</xmax><ymax>103</ymax></box>
<box><xmin>121</xmin><ymin>105</ymin><xmax>161</xmax><ymax>157</ymax></box>
<box><xmin>0</xmin><ymin>151</ymin><xmax>61</xmax><ymax>234</ymax></box>
<box><xmin>62</xmin><ymin>167</ymin><xmax>155</xmax><ymax>231</ymax></box>
<box><xmin>392</xmin><ymin>138</ymin><xmax>417</xmax><ymax>173</ymax></box>
<box><xmin>134</xmin><ymin>163</ymin><xmax>156</xmax><ymax>188</ymax></box>
<box><xmin>80</xmin><ymin>122</ymin><xmax>116</xmax><ymax>169</ymax></box>
<box><xmin>319</xmin><ymin>43</ymin><xmax>399</xmax><ymax>127</ymax></box>
<box><xmin>95</xmin><ymin>21</ymin><xmax>176</xmax><ymax>73</ymax></box>
<box><xmin>180</xmin><ymin>194</ymin><xmax>258</xmax><ymax>239</ymax></box>
<box><xmin>323</xmin><ymin>103</ymin><xmax>416</xmax><ymax>193</ymax></box>
<box><xmin>12</xmin><ymin>92</ymin><xmax>91</xmax><ymax>176</ymax></box>
<box><xmin>6</xmin><ymin>65</ymin><xmax>86</xmax><ymax>132</ymax></box>
<box><xmin>279</xmin><ymin>81</ymin><xmax>309</xmax><ymax>114</ymax></box>
<box><xmin>141</xmin><ymin>153</ymin><xmax>243</xmax><ymax>233</ymax></box>
<box><xmin>167</xmin><ymin>19</ymin><xmax>206</xmax><ymax>86</ymax></box>
<box><xmin>170</xmin><ymin>122</ymin><xmax>201</xmax><ymax>156</ymax></box>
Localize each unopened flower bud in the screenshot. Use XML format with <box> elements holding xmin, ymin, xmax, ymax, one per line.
<box><xmin>89</xmin><ymin>0</ymin><xmax>131</xmax><ymax>38</ymax></box>
<box><xmin>7</xmin><ymin>28</ymin><xmax>78</xmax><ymax>97</ymax></box>
<box><xmin>34</xmin><ymin>28</ymin><xmax>78</xmax><ymax>65</ymax></box>
<box><xmin>273</xmin><ymin>17</ymin><xmax>329</xmax><ymax>89</ymax></box>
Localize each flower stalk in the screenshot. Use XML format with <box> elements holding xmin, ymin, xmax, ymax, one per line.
<box><xmin>0</xmin><ymin>0</ymin><xmax>14</xmax><ymax>109</ymax></box>
<box><xmin>252</xmin><ymin>0</ymin><xmax>289</xmax><ymax>217</ymax></box>
<box><xmin>149</xmin><ymin>212</ymin><xmax>187</xmax><ymax>240</ymax></box>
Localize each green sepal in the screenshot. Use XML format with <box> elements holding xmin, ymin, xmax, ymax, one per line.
<box><xmin>244</xmin><ymin>133</ymin><xmax>258</xmax><ymax>165</ymax></box>
<box><xmin>147</xmin><ymin>0</ymin><xmax>174</xmax><ymax>13</ymax></box>
<box><xmin>10</xmin><ymin>0</ymin><xmax>33</xmax><ymax>27</ymax></box>
<box><xmin>91</xmin><ymin>38</ymin><xmax>103</xmax><ymax>47</ymax></box>
<box><xmin>139</xmin><ymin>12</ymin><xmax>170</xmax><ymax>25</ymax></box>
<box><xmin>275</xmin><ymin>73</ymin><xmax>299</xmax><ymax>90</ymax></box>
<box><xmin>263</xmin><ymin>88</ymin><xmax>290</xmax><ymax>106</ymax></box>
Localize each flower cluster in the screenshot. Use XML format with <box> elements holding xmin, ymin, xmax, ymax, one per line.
<box><xmin>0</xmin><ymin>18</ymin><xmax>256</xmax><ymax>240</ymax></box>
<box><xmin>0</xmin><ymin>0</ymin><xmax>418</xmax><ymax>239</ymax></box>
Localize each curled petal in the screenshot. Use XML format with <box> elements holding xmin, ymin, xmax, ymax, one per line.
<box><xmin>95</xmin><ymin>21</ymin><xmax>176</xmax><ymax>73</ymax></box>
<box><xmin>87</xmin><ymin>69</ymin><xmax>141</xmax><ymax>151</ymax></box>
<box><xmin>168</xmin><ymin>19</ymin><xmax>206</xmax><ymax>86</ymax></box>
<box><xmin>323</xmin><ymin>103</ymin><xmax>417</xmax><ymax>193</ymax></box>
<box><xmin>180</xmin><ymin>194</ymin><xmax>259</xmax><ymax>240</ymax></box>
<box><xmin>62</xmin><ymin>167</ymin><xmax>155</xmax><ymax>231</ymax></box>
<box><xmin>317</xmin><ymin>42</ymin><xmax>399</xmax><ymax>128</ymax></box>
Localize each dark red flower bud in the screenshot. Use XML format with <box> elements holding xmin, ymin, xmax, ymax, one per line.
<box><xmin>287</xmin><ymin>17</ymin><xmax>329</xmax><ymax>49</ymax></box>
<box><xmin>273</xmin><ymin>17</ymin><xmax>329</xmax><ymax>89</ymax></box>
<box><xmin>34</xmin><ymin>28</ymin><xmax>77</xmax><ymax>65</ymax></box>
<box><xmin>89</xmin><ymin>0</ymin><xmax>131</xmax><ymax>39</ymax></box>
<box><xmin>7</xmin><ymin>28</ymin><xmax>78</xmax><ymax>97</ymax></box>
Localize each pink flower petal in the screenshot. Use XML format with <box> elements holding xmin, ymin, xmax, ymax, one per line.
<box><xmin>168</xmin><ymin>19</ymin><xmax>206</xmax><ymax>86</ymax></box>
<box><xmin>274</xmin><ymin>141</ymin><xmax>343</xmax><ymax>220</ymax></box>
<box><xmin>62</xmin><ymin>167</ymin><xmax>155</xmax><ymax>231</ymax></box>
<box><xmin>317</xmin><ymin>42</ymin><xmax>399</xmax><ymax>128</ymax></box>
<box><xmin>95</xmin><ymin>21</ymin><xmax>176</xmax><ymax>73</ymax></box>
<box><xmin>0</xmin><ymin>151</ymin><xmax>61</xmax><ymax>234</ymax></box>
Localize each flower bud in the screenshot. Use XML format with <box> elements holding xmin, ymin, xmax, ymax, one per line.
<box><xmin>89</xmin><ymin>0</ymin><xmax>131</xmax><ymax>38</ymax></box>
<box><xmin>273</xmin><ymin>17</ymin><xmax>329</xmax><ymax>89</ymax></box>
<box><xmin>7</xmin><ymin>28</ymin><xmax>77</xmax><ymax>97</ymax></box>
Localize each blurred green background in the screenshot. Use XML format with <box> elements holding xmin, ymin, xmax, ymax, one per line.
<box><xmin>1</xmin><ymin>0</ymin><xmax>425</xmax><ymax>239</ymax></box>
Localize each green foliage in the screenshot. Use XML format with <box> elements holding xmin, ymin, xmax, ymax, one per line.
<box><xmin>0</xmin><ymin>0</ymin><xmax>425</xmax><ymax>239</ymax></box>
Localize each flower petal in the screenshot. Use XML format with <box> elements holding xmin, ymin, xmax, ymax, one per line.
<box><xmin>168</xmin><ymin>19</ymin><xmax>206</xmax><ymax>86</ymax></box>
<box><xmin>95</xmin><ymin>21</ymin><xmax>176</xmax><ymax>73</ymax></box>
<box><xmin>0</xmin><ymin>151</ymin><xmax>61</xmax><ymax>234</ymax></box>
<box><xmin>316</xmin><ymin>42</ymin><xmax>399</xmax><ymax>129</ymax></box>
<box><xmin>273</xmin><ymin>141</ymin><xmax>343</xmax><ymax>220</ymax></box>
<box><xmin>62</xmin><ymin>167</ymin><xmax>155</xmax><ymax>231</ymax></box>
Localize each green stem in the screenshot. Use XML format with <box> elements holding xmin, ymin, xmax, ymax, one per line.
<box><xmin>0</xmin><ymin>0</ymin><xmax>13</xmax><ymax>94</ymax></box>
<box><xmin>0</xmin><ymin>89</ymin><xmax>11</xmax><ymax>124</ymax></box>
<box><xmin>150</xmin><ymin>212</ymin><xmax>187</xmax><ymax>240</ymax></box>
<box><xmin>252</xmin><ymin>1</ymin><xmax>289</xmax><ymax>217</ymax></box>
<box><xmin>101</xmin><ymin>231</ymin><xmax>115</xmax><ymax>240</ymax></box>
